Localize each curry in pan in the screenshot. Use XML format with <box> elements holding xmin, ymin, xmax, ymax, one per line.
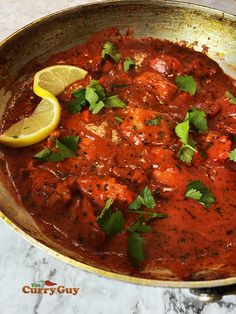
<box><xmin>1</xmin><ymin>28</ymin><xmax>236</xmax><ymax>280</ymax></box>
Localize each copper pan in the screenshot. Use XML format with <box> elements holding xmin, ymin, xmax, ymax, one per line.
<box><xmin>0</xmin><ymin>0</ymin><xmax>236</xmax><ymax>301</ymax></box>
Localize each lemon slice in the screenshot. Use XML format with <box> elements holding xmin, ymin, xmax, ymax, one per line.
<box><xmin>33</xmin><ymin>65</ymin><xmax>88</xmax><ymax>98</ymax></box>
<box><xmin>0</xmin><ymin>65</ymin><xmax>87</xmax><ymax>147</ymax></box>
<box><xmin>0</xmin><ymin>98</ymin><xmax>60</xmax><ymax>147</ymax></box>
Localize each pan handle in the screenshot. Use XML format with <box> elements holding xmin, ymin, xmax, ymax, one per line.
<box><xmin>190</xmin><ymin>284</ymin><xmax>236</xmax><ymax>302</ymax></box>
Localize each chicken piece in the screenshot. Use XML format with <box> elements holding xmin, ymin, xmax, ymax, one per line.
<box><xmin>77</xmin><ymin>175</ymin><xmax>134</xmax><ymax>206</ymax></box>
<box><xmin>204</xmin><ymin>131</ymin><xmax>232</xmax><ymax>161</ymax></box>
<box><xmin>120</xmin><ymin>108</ymin><xmax>173</xmax><ymax>146</ymax></box>
<box><xmin>149</xmin><ymin>147</ymin><xmax>176</xmax><ymax>170</ymax></box>
<box><xmin>153</xmin><ymin>166</ymin><xmax>192</xmax><ymax>200</ymax></box>
<box><xmin>25</xmin><ymin>168</ymin><xmax>76</xmax><ymax>212</ymax></box>
<box><xmin>150</xmin><ymin>55</ymin><xmax>183</xmax><ymax>75</ymax></box>
<box><xmin>135</xmin><ymin>71</ymin><xmax>177</xmax><ymax>101</ymax></box>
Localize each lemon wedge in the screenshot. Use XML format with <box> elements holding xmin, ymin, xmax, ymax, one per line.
<box><xmin>0</xmin><ymin>65</ymin><xmax>87</xmax><ymax>147</ymax></box>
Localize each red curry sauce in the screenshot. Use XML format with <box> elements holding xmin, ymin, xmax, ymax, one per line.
<box><xmin>2</xmin><ymin>28</ymin><xmax>236</xmax><ymax>280</ymax></box>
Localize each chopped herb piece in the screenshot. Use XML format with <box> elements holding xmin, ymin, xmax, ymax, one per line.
<box><xmin>129</xmin><ymin>186</ymin><xmax>156</xmax><ymax>210</ymax></box>
<box><xmin>176</xmin><ymin>75</ymin><xmax>197</xmax><ymax>96</ymax></box>
<box><xmin>58</xmin><ymin>135</ymin><xmax>79</xmax><ymax>156</ymax></box>
<box><xmin>225</xmin><ymin>91</ymin><xmax>236</xmax><ymax>104</ymax></box>
<box><xmin>104</xmin><ymin>95</ymin><xmax>126</xmax><ymax>108</ymax></box>
<box><xmin>229</xmin><ymin>149</ymin><xmax>236</xmax><ymax>162</ymax></box>
<box><xmin>114</xmin><ymin>115</ymin><xmax>124</xmax><ymax>123</ymax></box>
<box><xmin>185</xmin><ymin>189</ymin><xmax>202</xmax><ymax>200</ymax></box>
<box><xmin>68</xmin><ymin>88</ymin><xmax>86</xmax><ymax>113</ymax></box>
<box><xmin>175</xmin><ymin>120</ymin><xmax>197</xmax><ymax>163</ymax></box>
<box><xmin>146</xmin><ymin>115</ymin><xmax>163</xmax><ymax>126</ymax></box>
<box><xmin>85</xmin><ymin>86</ymin><xmax>99</xmax><ymax>109</ymax></box>
<box><xmin>178</xmin><ymin>146</ymin><xmax>195</xmax><ymax>164</ymax></box>
<box><xmin>128</xmin><ymin>232</ymin><xmax>145</xmax><ymax>269</ymax></box>
<box><xmin>128</xmin><ymin>209</ymin><xmax>167</xmax><ymax>218</ymax></box>
<box><xmin>69</xmin><ymin>80</ymin><xmax>126</xmax><ymax>115</ymax></box>
<box><xmin>12</xmin><ymin>135</ymin><xmax>19</xmax><ymax>138</ymax></box>
<box><xmin>175</xmin><ymin>120</ymin><xmax>189</xmax><ymax>145</ymax></box>
<box><xmin>90</xmin><ymin>100</ymin><xmax>105</xmax><ymax>114</ymax></box>
<box><xmin>102</xmin><ymin>41</ymin><xmax>122</xmax><ymax>63</ymax></box>
<box><xmin>97</xmin><ymin>198</ymin><xmax>125</xmax><ymax>237</ymax></box>
<box><xmin>123</xmin><ymin>57</ymin><xmax>135</xmax><ymax>72</ymax></box>
<box><xmin>142</xmin><ymin>186</ymin><xmax>156</xmax><ymax>208</ymax></box>
<box><xmin>185</xmin><ymin>108</ymin><xmax>208</xmax><ymax>132</ymax></box>
<box><xmin>33</xmin><ymin>148</ymin><xmax>51</xmax><ymax>161</ymax></box>
<box><xmin>90</xmin><ymin>80</ymin><xmax>105</xmax><ymax>99</ymax></box>
<box><xmin>128</xmin><ymin>217</ymin><xmax>152</xmax><ymax>233</ymax></box>
<box><xmin>111</xmin><ymin>83</ymin><xmax>130</xmax><ymax>89</ymax></box>
<box><xmin>33</xmin><ymin>136</ymin><xmax>79</xmax><ymax>162</ymax></box>
<box><xmin>185</xmin><ymin>180</ymin><xmax>215</xmax><ymax>208</ymax></box>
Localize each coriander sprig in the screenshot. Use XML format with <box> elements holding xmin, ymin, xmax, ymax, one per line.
<box><xmin>68</xmin><ymin>80</ymin><xmax>126</xmax><ymax>114</ymax></box>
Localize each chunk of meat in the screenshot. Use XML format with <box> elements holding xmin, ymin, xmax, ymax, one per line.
<box><xmin>23</xmin><ymin>168</ymin><xmax>76</xmax><ymax>212</ymax></box>
<box><xmin>148</xmin><ymin>147</ymin><xmax>176</xmax><ymax>169</ymax></box>
<box><xmin>153</xmin><ymin>167</ymin><xmax>191</xmax><ymax>200</ymax></box>
<box><xmin>69</xmin><ymin>196</ymin><xmax>106</xmax><ymax>250</ymax></box>
<box><xmin>135</xmin><ymin>71</ymin><xmax>177</xmax><ymax>101</ymax></box>
<box><xmin>120</xmin><ymin>108</ymin><xmax>173</xmax><ymax>146</ymax></box>
<box><xmin>204</xmin><ymin>131</ymin><xmax>232</xmax><ymax>161</ymax></box>
<box><xmin>150</xmin><ymin>55</ymin><xmax>183</xmax><ymax>75</ymax></box>
<box><xmin>77</xmin><ymin>176</ymin><xmax>134</xmax><ymax>206</ymax></box>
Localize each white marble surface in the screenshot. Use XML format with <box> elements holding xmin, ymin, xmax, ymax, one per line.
<box><xmin>1</xmin><ymin>1</ymin><xmax>236</xmax><ymax>313</ymax></box>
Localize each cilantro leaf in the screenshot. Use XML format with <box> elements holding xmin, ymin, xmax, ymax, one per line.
<box><xmin>186</xmin><ymin>108</ymin><xmax>208</xmax><ymax>132</ymax></box>
<box><xmin>102</xmin><ymin>41</ymin><xmax>122</xmax><ymax>63</ymax></box>
<box><xmin>175</xmin><ymin>120</ymin><xmax>189</xmax><ymax>145</ymax></box>
<box><xmin>225</xmin><ymin>91</ymin><xmax>236</xmax><ymax>104</ymax></box>
<box><xmin>129</xmin><ymin>195</ymin><xmax>144</xmax><ymax>210</ymax></box>
<box><xmin>128</xmin><ymin>209</ymin><xmax>167</xmax><ymax>218</ymax></box>
<box><xmin>33</xmin><ymin>136</ymin><xmax>79</xmax><ymax>162</ymax></box>
<box><xmin>185</xmin><ymin>180</ymin><xmax>215</xmax><ymax>208</ymax></box>
<box><xmin>129</xmin><ymin>186</ymin><xmax>156</xmax><ymax>210</ymax></box>
<box><xmin>176</xmin><ymin>75</ymin><xmax>197</xmax><ymax>96</ymax></box>
<box><xmin>142</xmin><ymin>186</ymin><xmax>156</xmax><ymax>208</ymax></box>
<box><xmin>68</xmin><ymin>88</ymin><xmax>86</xmax><ymax>113</ymax></box>
<box><xmin>175</xmin><ymin>119</ymin><xmax>198</xmax><ymax>163</ymax></box>
<box><xmin>128</xmin><ymin>217</ymin><xmax>152</xmax><ymax>233</ymax></box>
<box><xmin>33</xmin><ymin>148</ymin><xmax>52</xmax><ymax>161</ymax></box>
<box><xmin>229</xmin><ymin>149</ymin><xmax>236</xmax><ymax>162</ymax></box>
<box><xmin>90</xmin><ymin>100</ymin><xmax>105</xmax><ymax>114</ymax></box>
<box><xmin>104</xmin><ymin>95</ymin><xmax>126</xmax><ymax>108</ymax></box>
<box><xmin>96</xmin><ymin>199</ymin><xmax>125</xmax><ymax>237</ymax></box>
<box><xmin>90</xmin><ymin>80</ymin><xmax>105</xmax><ymax>99</ymax></box>
<box><xmin>85</xmin><ymin>86</ymin><xmax>99</xmax><ymax>109</ymax></box>
<box><xmin>146</xmin><ymin>115</ymin><xmax>162</xmax><ymax>126</ymax></box>
<box><xmin>178</xmin><ymin>146</ymin><xmax>195</xmax><ymax>164</ymax></box>
<box><xmin>114</xmin><ymin>115</ymin><xmax>124</xmax><ymax>123</ymax></box>
<box><xmin>123</xmin><ymin>57</ymin><xmax>135</xmax><ymax>72</ymax></box>
<box><xmin>128</xmin><ymin>232</ymin><xmax>145</xmax><ymax>269</ymax></box>
<box><xmin>111</xmin><ymin>83</ymin><xmax>130</xmax><ymax>90</ymax></box>
<box><xmin>185</xmin><ymin>189</ymin><xmax>202</xmax><ymax>200</ymax></box>
<box><xmin>58</xmin><ymin>136</ymin><xmax>79</xmax><ymax>156</ymax></box>
<box><xmin>69</xmin><ymin>80</ymin><xmax>126</xmax><ymax>115</ymax></box>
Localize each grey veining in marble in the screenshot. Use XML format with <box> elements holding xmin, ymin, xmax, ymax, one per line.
<box><xmin>1</xmin><ymin>1</ymin><xmax>236</xmax><ymax>313</ymax></box>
